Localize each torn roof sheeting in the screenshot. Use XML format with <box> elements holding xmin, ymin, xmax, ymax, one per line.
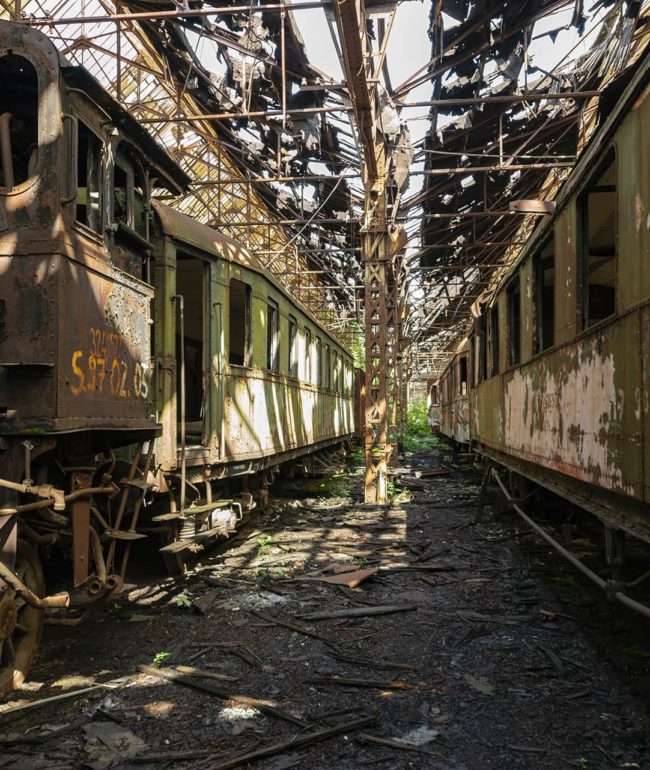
<box><xmin>127</xmin><ymin>0</ymin><xmax>353</xmax><ymax>206</ymax></box>
<box><xmin>415</xmin><ymin>0</ymin><xmax>650</xmax><ymax>371</ymax></box>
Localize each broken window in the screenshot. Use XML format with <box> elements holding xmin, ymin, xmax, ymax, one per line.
<box><xmin>0</xmin><ymin>54</ymin><xmax>39</xmax><ymax>188</ymax></box>
<box><xmin>459</xmin><ymin>355</ymin><xmax>468</xmax><ymax>396</ymax></box>
<box><xmin>113</xmin><ymin>150</ymin><xmax>148</xmax><ymax>237</ymax></box>
<box><xmin>229</xmin><ymin>279</ymin><xmax>250</xmax><ymax>367</ymax></box>
<box><xmin>506</xmin><ymin>277</ymin><xmax>521</xmax><ymax>367</ymax></box>
<box><xmin>579</xmin><ymin>148</ymin><xmax>616</xmax><ymax>329</ymax></box>
<box><xmin>489</xmin><ymin>306</ymin><xmax>500</xmax><ymax>377</ymax></box>
<box><xmin>76</xmin><ymin>121</ymin><xmax>102</xmax><ymax>232</ymax></box>
<box><xmin>267</xmin><ymin>300</ymin><xmax>279</xmax><ymax>372</ymax></box>
<box><xmin>534</xmin><ymin>237</ymin><xmax>555</xmax><ymax>353</ymax></box>
<box><xmin>288</xmin><ymin>315</ymin><xmax>298</xmax><ymax>377</ymax></box>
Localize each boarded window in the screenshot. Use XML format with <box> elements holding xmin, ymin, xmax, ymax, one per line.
<box><xmin>507</xmin><ymin>278</ymin><xmax>521</xmax><ymax>367</ymax></box>
<box><xmin>534</xmin><ymin>238</ymin><xmax>555</xmax><ymax>352</ymax></box>
<box><xmin>76</xmin><ymin>121</ymin><xmax>102</xmax><ymax>232</ymax></box>
<box><xmin>267</xmin><ymin>300</ymin><xmax>279</xmax><ymax>372</ymax></box>
<box><xmin>579</xmin><ymin>148</ymin><xmax>616</xmax><ymax>329</ymax></box>
<box><xmin>288</xmin><ymin>316</ymin><xmax>298</xmax><ymax>377</ymax></box>
<box><xmin>229</xmin><ymin>279</ymin><xmax>250</xmax><ymax>366</ymax></box>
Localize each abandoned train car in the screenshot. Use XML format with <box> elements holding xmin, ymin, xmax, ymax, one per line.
<box><xmin>0</xmin><ymin>20</ymin><xmax>356</xmax><ymax>695</ymax></box>
<box><xmin>469</xmin><ymin>45</ymin><xmax>650</xmax><ymax>555</ymax></box>
<box><xmin>438</xmin><ymin>339</ymin><xmax>470</xmax><ymax>447</ymax></box>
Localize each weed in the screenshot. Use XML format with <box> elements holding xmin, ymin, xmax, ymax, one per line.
<box><xmin>152</xmin><ymin>651</ymin><xmax>171</xmax><ymax>667</ymax></box>
<box><xmin>575</xmin><ymin>758</ymin><xmax>588</xmax><ymax>768</ymax></box>
<box><xmin>257</xmin><ymin>535</ymin><xmax>275</xmax><ymax>555</ymax></box>
<box><xmin>172</xmin><ymin>592</ymin><xmax>192</xmax><ymax>608</ymax></box>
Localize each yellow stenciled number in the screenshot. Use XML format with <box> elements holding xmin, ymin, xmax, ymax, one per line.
<box><xmin>70</xmin><ymin>351</ymin><xmax>85</xmax><ymax>395</ymax></box>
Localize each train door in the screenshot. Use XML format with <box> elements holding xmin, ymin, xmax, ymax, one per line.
<box><xmin>176</xmin><ymin>253</ymin><xmax>209</xmax><ymax>446</ymax></box>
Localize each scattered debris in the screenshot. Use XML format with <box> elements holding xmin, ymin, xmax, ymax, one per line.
<box><xmin>205</xmin><ymin>715</ymin><xmax>376</xmax><ymax>770</ymax></box>
<box><xmin>294</xmin><ymin>567</ymin><xmax>378</xmax><ymax>588</ymax></box>
<box><xmin>175</xmin><ymin>665</ymin><xmax>238</xmax><ymax>682</ymax></box>
<box><xmin>0</xmin><ymin>685</ymin><xmax>108</xmax><ymax>719</ymax></box>
<box><xmin>137</xmin><ymin>665</ymin><xmax>308</xmax><ymax>727</ymax></box>
<box><xmin>300</xmin><ymin>604</ymin><xmax>418</xmax><ymax>621</ymax></box>
<box><xmin>464</xmin><ymin>674</ymin><xmax>495</xmax><ymax>695</ymax></box>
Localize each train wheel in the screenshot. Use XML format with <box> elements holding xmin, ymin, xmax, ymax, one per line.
<box><xmin>0</xmin><ymin>541</ymin><xmax>45</xmax><ymax>697</ymax></box>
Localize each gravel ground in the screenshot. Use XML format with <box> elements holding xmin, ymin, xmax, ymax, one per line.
<box><xmin>1</xmin><ymin>444</ymin><xmax>649</xmax><ymax>770</ymax></box>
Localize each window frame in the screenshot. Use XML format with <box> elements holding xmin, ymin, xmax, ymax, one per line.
<box><xmin>266</xmin><ymin>299</ymin><xmax>280</xmax><ymax>372</ymax></box>
<box><xmin>228</xmin><ymin>278</ymin><xmax>252</xmax><ymax>368</ymax></box>
<box><xmin>577</xmin><ymin>146</ymin><xmax>617</xmax><ymax>332</ymax></box>
<box><xmin>288</xmin><ymin>315</ymin><xmax>298</xmax><ymax>378</ymax></box>
<box><xmin>74</xmin><ymin>118</ymin><xmax>104</xmax><ymax>235</ymax></box>
<box><xmin>506</xmin><ymin>276</ymin><xmax>521</xmax><ymax>368</ymax></box>
<box><xmin>533</xmin><ymin>236</ymin><xmax>556</xmax><ymax>355</ymax></box>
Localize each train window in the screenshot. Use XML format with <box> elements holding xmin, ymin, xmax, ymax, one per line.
<box><xmin>0</xmin><ymin>55</ymin><xmax>38</xmax><ymax>188</ymax></box>
<box><xmin>325</xmin><ymin>345</ymin><xmax>331</xmax><ymax>389</ymax></box>
<box><xmin>489</xmin><ymin>306</ymin><xmax>500</xmax><ymax>376</ymax></box>
<box><xmin>267</xmin><ymin>300</ymin><xmax>279</xmax><ymax>372</ymax></box>
<box><xmin>506</xmin><ymin>278</ymin><xmax>521</xmax><ymax>366</ymax></box>
<box><xmin>176</xmin><ymin>255</ymin><xmax>207</xmax><ymax>442</ymax></box>
<box><xmin>534</xmin><ymin>237</ymin><xmax>555</xmax><ymax>352</ymax></box>
<box><xmin>316</xmin><ymin>337</ymin><xmax>322</xmax><ymax>385</ymax></box>
<box><xmin>477</xmin><ymin>316</ymin><xmax>488</xmax><ymax>382</ymax></box>
<box><xmin>76</xmin><ymin>121</ymin><xmax>102</xmax><ymax>232</ymax></box>
<box><xmin>288</xmin><ymin>316</ymin><xmax>298</xmax><ymax>377</ymax></box>
<box><xmin>459</xmin><ymin>356</ymin><xmax>468</xmax><ymax>396</ymax></box>
<box><xmin>579</xmin><ymin>148</ymin><xmax>617</xmax><ymax>329</ymax></box>
<box><xmin>229</xmin><ymin>279</ymin><xmax>251</xmax><ymax>367</ymax></box>
<box><xmin>304</xmin><ymin>328</ymin><xmax>312</xmax><ymax>382</ymax></box>
<box><xmin>113</xmin><ymin>149</ymin><xmax>148</xmax><ymax>238</ymax></box>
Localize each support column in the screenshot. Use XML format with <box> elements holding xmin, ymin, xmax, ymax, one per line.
<box><xmin>363</xmin><ymin>228</ymin><xmax>391</xmax><ymax>503</ymax></box>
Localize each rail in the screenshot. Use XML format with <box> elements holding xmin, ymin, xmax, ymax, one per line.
<box><xmin>491</xmin><ymin>468</ymin><xmax>650</xmax><ymax>621</ymax></box>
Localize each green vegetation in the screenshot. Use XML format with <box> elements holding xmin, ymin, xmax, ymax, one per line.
<box><xmin>403</xmin><ymin>398</ymin><xmax>439</xmax><ymax>453</ymax></box>
<box><xmin>257</xmin><ymin>535</ymin><xmax>275</xmax><ymax>555</ymax></box>
<box><xmin>152</xmin><ymin>651</ymin><xmax>171</xmax><ymax>666</ymax></box>
<box><xmin>172</xmin><ymin>592</ymin><xmax>192</xmax><ymax>608</ymax></box>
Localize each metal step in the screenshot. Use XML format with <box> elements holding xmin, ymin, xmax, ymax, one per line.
<box><xmin>106</xmin><ymin>529</ymin><xmax>147</xmax><ymax>541</ymax></box>
<box><xmin>158</xmin><ymin>524</ymin><xmax>229</xmax><ymax>554</ymax></box>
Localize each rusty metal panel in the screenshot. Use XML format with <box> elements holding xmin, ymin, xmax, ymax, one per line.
<box><xmin>58</xmin><ymin>256</ymin><xmax>154</xmax><ymax>425</ymax></box>
<box><xmin>554</xmin><ymin>206</ymin><xmax>578</xmax><ymax>345</ymax></box>
<box><xmin>501</xmin><ymin>312</ymin><xmax>642</xmax><ymax>499</ymax></box>
<box><xmin>642</xmin><ymin>305</ymin><xmax>650</xmax><ymax>504</ymax></box>
<box><xmin>617</xmin><ymin>82</ymin><xmax>650</xmax><ymax>311</ymax></box>
<box><xmin>497</xmin><ymin>293</ymin><xmax>507</xmax><ymax>374</ymax></box>
<box><xmin>454</xmin><ymin>396</ymin><xmax>470</xmax><ymax>444</ymax></box>
<box><xmin>471</xmin><ymin>375</ymin><xmax>503</xmax><ymax>450</ymax></box>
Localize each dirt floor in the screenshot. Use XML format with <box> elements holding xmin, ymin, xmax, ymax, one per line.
<box><xmin>2</xmin><ymin>442</ymin><xmax>650</xmax><ymax>770</ymax></box>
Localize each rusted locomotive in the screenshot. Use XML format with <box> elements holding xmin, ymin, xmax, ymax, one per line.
<box><xmin>466</xmin><ymin>45</ymin><xmax>650</xmax><ymax>613</ymax></box>
<box><xmin>0</xmin><ymin>21</ymin><xmax>356</xmax><ymax>695</ymax></box>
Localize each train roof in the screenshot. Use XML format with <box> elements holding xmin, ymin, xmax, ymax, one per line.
<box><xmin>151</xmin><ymin>201</ymin><xmax>352</xmax><ymax>355</ymax></box>
<box><xmin>61</xmin><ymin>65</ymin><xmax>190</xmax><ymax>196</ymax></box>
